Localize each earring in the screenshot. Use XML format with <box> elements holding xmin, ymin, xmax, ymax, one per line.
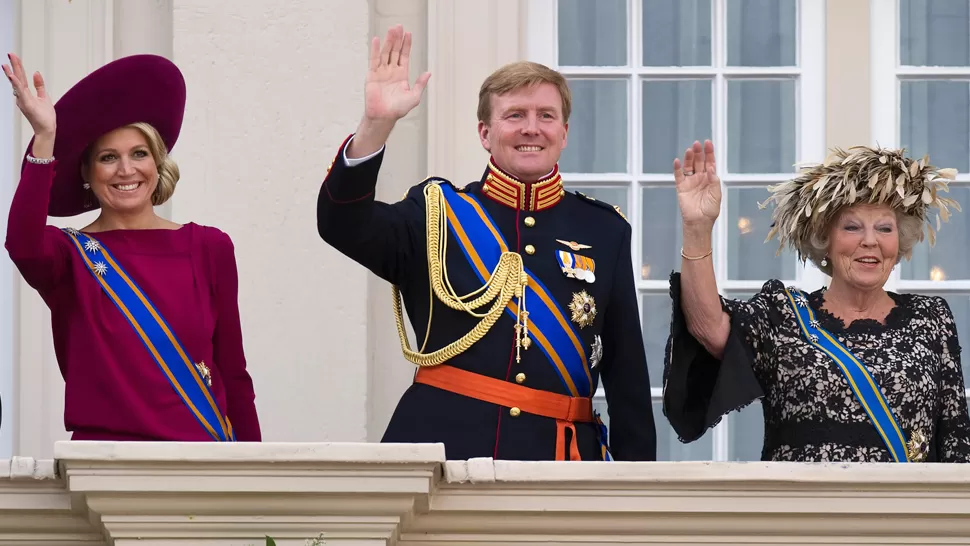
<box><xmin>821</xmin><ymin>256</ymin><xmax>828</xmax><ymax>267</ymax></box>
<box><xmin>81</xmin><ymin>182</ymin><xmax>94</xmax><ymax>208</ymax></box>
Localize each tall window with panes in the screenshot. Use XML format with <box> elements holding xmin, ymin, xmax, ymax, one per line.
<box><xmin>872</xmin><ymin>0</ymin><xmax>970</xmax><ymax>401</ymax></box>
<box><xmin>526</xmin><ymin>0</ymin><xmax>825</xmax><ymax>461</ymax></box>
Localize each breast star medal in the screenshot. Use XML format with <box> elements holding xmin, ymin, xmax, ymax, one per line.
<box><xmin>569</xmin><ymin>291</ymin><xmax>597</xmax><ymax>328</ymax></box>
<box><xmin>195</xmin><ymin>360</ymin><xmax>213</xmax><ymax>387</ymax></box>
<box><xmin>906</xmin><ymin>429</ymin><xmax>929</xmax><ymax>462</ymax></box>
<box><xmin>590</xmin><ymin>335</ymin><xmax>603</xmax><ymax>368</ymax></box>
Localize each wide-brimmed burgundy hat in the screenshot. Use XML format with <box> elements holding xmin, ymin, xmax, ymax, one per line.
<box><xmin>23</xmin><ymin>54</ymin><xmax>186</xmax><ymax>217</ymax></box>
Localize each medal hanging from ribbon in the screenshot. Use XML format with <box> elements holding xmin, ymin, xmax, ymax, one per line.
<box><xmin>557</xmin><ymin>250</ymin><xmax>595</xmax><ymax>283</ymax></box>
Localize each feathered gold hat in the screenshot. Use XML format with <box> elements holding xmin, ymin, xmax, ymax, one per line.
<box><xmin>760</xmin><ymin>146</ymin><xmax>961</xmax><ymax>261</ymax></box>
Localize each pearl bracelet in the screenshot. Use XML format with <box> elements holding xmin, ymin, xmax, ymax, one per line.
<box><xmin>26</xmin><ymin>154</ymin><xmax>55</xmax><ymax>165</ymax></box>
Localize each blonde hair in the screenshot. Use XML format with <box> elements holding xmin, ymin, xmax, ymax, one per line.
<box><xmin>477</xmin><ymin>61</ymin><xmax>572</xmax><ymax>124</ymax></box>
<box><xmin>126</xmin><ymin>122</ymin><xmax>180</xmax><ymax>206</ymax></box>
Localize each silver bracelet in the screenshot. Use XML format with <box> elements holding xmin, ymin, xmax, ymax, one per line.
<box><xmin>26</xmin><ymin>154</ymin><xmax>55</xmax><ymax>165</ymax></box>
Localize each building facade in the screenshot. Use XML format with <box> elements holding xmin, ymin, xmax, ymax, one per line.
<box><xmin>1</xmin><ymin>0</ymin><xmax>968</xmax><ymax>462</ymax></box>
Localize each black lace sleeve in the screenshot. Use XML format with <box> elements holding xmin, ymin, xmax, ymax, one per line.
<box><xmin>662</xmin><ymin>272</ymin><xmax>786</xmax><ymax>443</ymax></box>
<box><xmin>932</xmin><ymin>297</ymin><xmax>970</xmax><ymax>462</ymax></box>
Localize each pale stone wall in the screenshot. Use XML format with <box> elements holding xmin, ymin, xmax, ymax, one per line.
<box><xmin>168</xmin><ymin>0</ymin><xmax>372</xmax><ymax>442</ymax></box>
<box><xmin>827</xmin><ymin>0</ymin><xmax>871</xmax><ymax>150</ymax></box>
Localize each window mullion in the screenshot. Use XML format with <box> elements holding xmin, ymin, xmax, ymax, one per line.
<box><xmin>630</xmin><ymin>0</ymin><xmax>642</xmax><ymax>317</ymax></box>
<box><xmin>711</xmin><ymin>0</ymin><xmax>731</xmax><ymax>463</ymax></box>
<box><xmin>875</xmin><ymin>0</ymin><xmax>900</xmax><ymax>292</ymax></box>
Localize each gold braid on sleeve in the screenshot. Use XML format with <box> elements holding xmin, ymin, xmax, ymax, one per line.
<box><xmin>392</xmin><ymin>183</ymin><xmax>531</xmax><ymax>367</ymax></box>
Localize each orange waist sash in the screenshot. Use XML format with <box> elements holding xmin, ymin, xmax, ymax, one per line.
<box><xmin>413</xmin><ymin>365</ymin><xmax>594</xmax><ymax>460</ymax></box>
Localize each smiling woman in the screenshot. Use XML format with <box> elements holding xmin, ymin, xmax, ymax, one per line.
<box><xmin>80</xmin><ymin>123</ymin><xmax>179</xmax><ymax>220</ymax></box>
<box><xmin>1</xmin><ymin>53</ymin><xmax>261</xmax><ymax>442</ymax></box>
<box><xmin>665</xmin><ymin>142</ymin><xmax>970</xmax><ymax>463</ymax></box>
<box><xmin>81</xmin><ymin>123</ymin><xmax>179</xmax><ymax>221</ymax></box>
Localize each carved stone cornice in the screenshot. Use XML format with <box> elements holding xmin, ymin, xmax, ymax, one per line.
<box><xmin>56</xmin><ymin>442</ymin><xmax>445</xmax><ymax>545</ymax></box>
<box><xmin>0</xmin><ymin>456</ymin><xmax>103</xmax><ymax>545</ymax></box>
<box><xmin>3</xmin><ymin>445</ymin><xmax>970</xmax><ymax>545</ymax></box>
<box><xmin>401</xmin><ymin>459</ymin><xmax>970</xmax><ymax>544</ymax></box>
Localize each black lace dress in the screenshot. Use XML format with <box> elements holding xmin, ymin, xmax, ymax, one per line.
<box><xmin>663</xmin><ymin>272</ymin><xmax>970</xmax><ymax>462</ymax></box>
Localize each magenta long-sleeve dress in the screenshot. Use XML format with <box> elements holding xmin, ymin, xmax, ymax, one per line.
<box><xmin>5</xmin><ymin>161</ymin><xmax>261</xmax><ymax>441</ymax></box>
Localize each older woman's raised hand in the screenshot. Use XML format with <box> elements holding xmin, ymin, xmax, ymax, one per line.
<box><xmin>674</xmin><ymin>140</ymin><xmax>721</xmax><ymax>230</ymax></box>
<box><xmin>2</xmin><ymin>53</ymin><xmax>56</xmax><ymax>141</ymax></box>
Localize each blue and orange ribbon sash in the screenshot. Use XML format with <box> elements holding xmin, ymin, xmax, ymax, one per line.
<box><xmin>62</xmin><ymin>229</ymin><xmax>235</xmax><ymax>442</ymax></box>
<box><xmin>595</xmin><ymin>411</ymin><xmax>612</xmax><ymax>461</ymax></box>
<box><xmin>556</xmin><ymin>250</ymin><xmax>594</xmax><ymax>277</ymax></box>
<box><xmin>438</xmin><ymin>184</ymin><xmax>593</xmax><ymax>397</ymax></box>
<box><xmin>784</xmin><ymin>288</ymin><xmax>908</xmax><ymax>462</ymax></box>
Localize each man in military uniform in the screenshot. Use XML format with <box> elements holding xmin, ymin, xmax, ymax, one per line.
<box><xmin>317</xmin><ymin>24</ymin><xmax>656</xmax><ymax>461</ymax></box>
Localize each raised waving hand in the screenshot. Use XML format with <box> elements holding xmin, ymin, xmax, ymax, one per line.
<box><xmin>349</xmin><ymin>25</ymin><xmax>431</xmax><ymax>157</ymax></box>
<box><xmin>674</xmin><ymin>140</ymin><xmax>721</xmax><ymax>230</ymax></box>
<box><xmin>364</xmin><ymin>24</ymin><xmax>431</xmax><ymax>122</ymax></box>
<box><xmin>3</xmin><ymin>53</ymin><xmax>56</xmax><ymax>157</ymax></box>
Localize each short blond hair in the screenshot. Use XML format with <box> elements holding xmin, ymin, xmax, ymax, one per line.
<box><xmin>477</xmin><ymin>61</ymin><xmax>572</xmax><ymax>124</ymax></box>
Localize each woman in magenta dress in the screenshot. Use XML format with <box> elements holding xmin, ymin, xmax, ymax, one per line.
<box><xmin>3</xmin><ymin>52</ymin><xmax>261</xmax><ymax>441</ymax></box>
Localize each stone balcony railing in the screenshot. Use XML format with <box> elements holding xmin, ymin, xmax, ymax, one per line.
<box><xmin>2</xmin><ymin>442</ymin><xmax>970</xmax><ymax>545</ymax></box>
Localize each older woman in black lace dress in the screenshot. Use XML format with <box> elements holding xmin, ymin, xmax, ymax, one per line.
<box><xmin>663</xmin><ymin>140</ymin><xmax>970</xmax><ymax>462</ymax></box>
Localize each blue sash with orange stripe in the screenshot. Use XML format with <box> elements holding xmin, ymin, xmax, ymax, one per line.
<box><xmin>438</xmin><ymin>184</ymin><xmax>593</xmax><ymax>397</ymax></box>
<box><xmin>595</xmin><ymin>411</ymin><xmax>612</xmax><ymax>461</ymax></box>
<box><xmin>62</xmin><ymin>228</ymin><xmax>235</xmax><ymax>442</ymax></box>
<box><xmin>783</xmin><ymin>288</ymin><xmax>909</xmax><ymax>462</ymax></box>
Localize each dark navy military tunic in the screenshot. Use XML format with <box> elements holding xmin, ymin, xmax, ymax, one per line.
<box><xmin>317</xmin><ymin>136</ymin><xmax>656</xmax><ymax>461</ymax></box>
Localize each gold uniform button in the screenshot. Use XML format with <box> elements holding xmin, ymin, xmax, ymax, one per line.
<box><xmin>509</xmin><ymin>407</ymin><xmax>521</xmax><ymax>417</ymax></box>
<box><xmin>525</xmin><ymin>244</ymin><xmax>535</xmax><ymax>255</ymax></box>
<box><xmin>524</xmin><ymin>216</ymin><xmax>536</xmax><ymax>227</ymax></box>
<box><xmin>515</xmin><ymin>373</ymin><xmax>526</xmax><ymax>384</ymax></box>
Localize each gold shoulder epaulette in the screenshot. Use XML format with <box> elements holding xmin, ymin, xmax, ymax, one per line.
<box><xmin>575</xmin><ymin>191</ymin><xmax>628</xmax><ymax>222</ymax></box>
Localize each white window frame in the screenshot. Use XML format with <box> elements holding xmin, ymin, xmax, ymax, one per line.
<box><xmin>526</xmin><ymin>0</ymin><xmax>826</xmax><ymax>460</ymax></box>
<box><xmin>871</xmin><ymin>0</ymin><xmax>970</xmax><ymax>294</ymax></box>
<box><xmin>871</xmin><ymin>0</ymin><xmax>970</xmax><ymax>401</ymax></box>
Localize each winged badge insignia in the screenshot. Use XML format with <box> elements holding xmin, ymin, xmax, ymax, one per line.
<box><xmin>556</xmin><ymin>239</ymin><xmax>592</xmax><ymax>251</ymax></box>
